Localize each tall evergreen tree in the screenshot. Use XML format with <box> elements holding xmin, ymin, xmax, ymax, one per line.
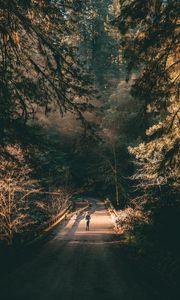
<box><xmin>115</xmin><ymin>0</ymin><xmax>179</xmax><ymax>207</ymax></box>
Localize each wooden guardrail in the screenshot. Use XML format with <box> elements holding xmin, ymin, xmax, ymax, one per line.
<box><xmin>43</xmin><ymin>201</ymin><xmax>90</xmax><ymax>233</ymax></box>
<box><xmin>28</xmin><ymin>201</ymin><xmax>90</xmax><ymax>245</ymax></box>
<box><xmin>103</xmin><ymin>197</ymin><xmax>122</xmax><ymax>232</ymax></box>
<box><xmin>104</xmin><ymin>197</ymin><xmax>119</xmax><ymax>217</ymax></box>
<box><xmin>69</xmin><ymin>204</ymin><xmax>90</xmax><ymax>218</ymax></box>
<box><xmin>27</xmin><ymin>204</ymin><xmax>73</xmax><ymax>245</ymax></box>
<box><xmin>42</xmin><ymin>204</ymin><xmax>72</xmax><ymax>232</ymax></box>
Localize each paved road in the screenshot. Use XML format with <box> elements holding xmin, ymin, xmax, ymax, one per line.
<box><xmin>1</xmin><ymin>199</ymin><xmax>164</xmax><ymax>300</ymax></box>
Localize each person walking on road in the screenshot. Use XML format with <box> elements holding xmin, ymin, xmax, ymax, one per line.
<box><xmin>85</xmin><ymin>212</ymin><xmax>91</xmax><ymax>231</ymax></box>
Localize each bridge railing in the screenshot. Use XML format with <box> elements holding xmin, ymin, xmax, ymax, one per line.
<box><xmin>28</xmin><ymin>200</ymin><xmax>90</xmax><ymax>244</ymax></box>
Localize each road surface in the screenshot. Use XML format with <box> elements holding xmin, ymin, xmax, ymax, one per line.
<box><xmin>1</xmin><ymin>199</ymin><xmax>164</xmax><ymax>300</ymax></box>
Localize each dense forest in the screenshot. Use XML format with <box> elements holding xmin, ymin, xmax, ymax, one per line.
<box><xmin>0</xmin><ymin>0</ymin><xmax>179</xmax><ymax>296</ymax></box>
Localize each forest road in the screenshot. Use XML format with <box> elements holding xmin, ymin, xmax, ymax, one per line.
<box><xmin>1</xmin><ymin>199</ymin><xmax>164</xmax><ymax>300</ymax></box>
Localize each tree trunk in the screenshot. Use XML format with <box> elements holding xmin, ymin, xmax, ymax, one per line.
<box><xmin>112</xmin><ymin>144</ymin><xmax>119</xmax><ymax>207</ymax></box>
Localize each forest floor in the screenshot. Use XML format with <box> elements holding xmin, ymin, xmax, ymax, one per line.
<box><xmin>0</xmin><ymin>199</ymin><xmax>173</xmax><ymax>300</ymax></box>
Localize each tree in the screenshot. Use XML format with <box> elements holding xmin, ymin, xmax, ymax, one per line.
<box><xmin>27</xmin><ymin>125</ymin><xmax>72</xmax><ymax>189</ymax></box>
<box><xmin>100</xmin><ymin>79</ymin><xmax>143</xmax><ymax>207</ymax></box>
<box><xmin>75</xmin><ymin>0</ymin><xmax>121</xmax><ymax>88</ymax></box>
<box><xmin>36</xmin><ymin>188</ymin><xmax>71</xmax><ymax>220</ymax></box>
<box><xmin>0</xmin><ymin>0</ymin><xmax>93</xmax><ymax>142</ymax></box>
<box><xmin>0</xmin><ymin>144</ymin><xmax>38</xmax><ymax>245</ymax></box>
<box><xmin>115</xmin><ymin>0</ymin><xmax>180</xmax><ymax>206</ymax></box>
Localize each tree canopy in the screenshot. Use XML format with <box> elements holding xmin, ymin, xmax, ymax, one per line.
<box><xmin>114</xmin><ymin>0</ymin><xmax>179</xmax><ymax>207</ymax></box>
<box><xmin>0</xmin><ymin>0</ymin><xmax>93</xmax><ymax>139</ymax></box>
